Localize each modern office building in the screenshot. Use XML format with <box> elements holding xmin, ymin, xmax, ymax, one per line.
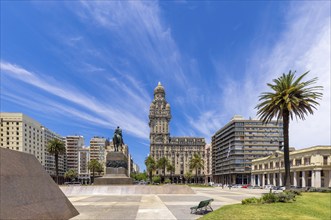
<box><xmin>149</xmin><ymin>82</ymin><xmax>206</xmax><ymax>183</ymax></box>
<box><xmin>204</xmin><ymin>144</ymin><xmax>213</xmax><ymax>184</ymax></box>
<box><xmin>251</xmin><ymin>145</ymin><xmax>331</xmax><ymax>188</ymax></box>
<box><xmin>78</xmin><ymin>147</ymin><xmax>90</xmax><ymax>184</ymax></box>
<box><xmin>0</xmin><ymin>113</ymin><xmax>66</xmax><ymax>182</ymax></box>
<box><xmin>43</xmin><ymin>127</ymin><xmax>66</xmax><ymax>178</ymax></box>
<box><xmin>212</xmin><ymin>115</ymin><xmax>283</xmax><ymax>185</ymax></box>
<box><xmin>89</xmin><ymin>136</ymin><xmax>107</xmax><ymax>162</ymax></box>
<box><xmin>66</xmin><ymin>135</ymin><xmax>84</xmax><ymax>172</ymax></box>
<box><xmin>132</xmin><ymin>162</ymin><xmax>140</xmax><ymax>174</ymax></box>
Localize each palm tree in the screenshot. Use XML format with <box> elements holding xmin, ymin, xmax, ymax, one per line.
<box><xmin>88</xmin><ymin>159</ymin><xmax>100</xmax><ymax>184</ymax></box>
<box><xmin>184</xmin><ymin>171</ymin><xmax>193</xmax><ymax>184</ymax></box>
<box><xmin>256</xmin><ymin>71</ymin><xmax>322</xmax><ymax>189</ymax></box>
<box><xmin>145</xmin><ymin>156</ymin><xmax>156</xmax><ymax>183</ymax></box>
<box><xmin>189</xmin><ymin>153</ymin><xmax>204</xmax><ymax>184</ymax></box>
<box><xmin>96</xmin><ymin>162</ymin><xmax>104</xmax><ymax>176</ymax></box>
<box><xmin>166</xmin><ymin>163</ymin><xmax>175</xmax><ymax>183</ymax></box>
<box><xmin>47</xmin><ymin>138</ymin><xmax>66</xmax><ymax>184</ymax></box>
<box><xmin>64</xmin><ymin>169</ymin><xmax>78</xmax><ymax>182</ymax></box>
<box><xmin>157</xmin><ymin>157</ymin><xmax>170</xmax><ymax>183</ymax></box>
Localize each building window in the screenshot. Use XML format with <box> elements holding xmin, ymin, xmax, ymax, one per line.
<box><xmin>323</xmin><ymin>156</ymin><xmax>328</xmax><ymax>165</ymax></box>
<box><xmin>304</xmin><ymin>157</ymin><xmax>311</xmax><ymax>165</ymax></box>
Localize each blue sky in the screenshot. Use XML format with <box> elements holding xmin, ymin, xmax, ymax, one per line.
<box><xmin>1</xmin><ymin>1</ymin><xmax>330</xmax><ymax>171</ymax></box>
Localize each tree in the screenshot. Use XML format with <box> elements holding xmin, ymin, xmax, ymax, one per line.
<box><xmin>189</xmin><ymin>153</ymin><xmax>204</xmax><ymax>184</ymax></box>
<box><xmin>256</xmin><ymin>71</ymin><xmax>322</xmax><ymax>189</ymax></box>
<box><xmin>184</xmin><ymin>171</ymin><xmax>193</xmax><ymax>184</ymax></box>
<box><xmin>145</xmin><ymin>156</ymin><xmax>156</xmax><ymax>183</ymax></box>
<box><xmin>157</xmin><ymin>157</ymin><xmax>170</xmax><ymax>183</ymax></box>
<box><xmin>96</xmin><ymin>162</ymin><xmax>104</xmax><ymax>176</ymax></box>
<box><xmin>88</xmin><ymin>159</ymin><xmax>100</xmax><ymax>184</ymax></box>
<box><xmin>64</xmin><ymin>169</ymin><xmax>78</xmax><ymax>182</ymax></box>
<box><xmin>47</xmin><ymin>138</ymin><xmax>66</xmax><ymax>184</ymax></box>
<box><xmin>166</xmin><ymin>163</ymin><xmax>175</xmax><ymax>183</ymax></box>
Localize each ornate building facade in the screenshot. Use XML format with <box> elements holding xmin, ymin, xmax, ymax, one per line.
<box><xmin>149</xmin><ymin>82</ymin><xmax>206</xmax><ymax>183</ymax></box>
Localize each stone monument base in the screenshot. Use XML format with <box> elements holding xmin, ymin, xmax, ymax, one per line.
<box><xmin>94</xmin><ymin>174</ymin><xmax>133</xmax><ymax>185</ymax></box>
<box><xmin>94</xmin><ymin>151</ymin><xmax>133</xmax><ymax>185</ymax></box>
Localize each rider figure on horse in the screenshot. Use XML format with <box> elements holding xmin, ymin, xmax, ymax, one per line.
<box><xmin>113</xmin><ymin>126</ymin><xmax>124</xmax><ymax>152</ymax></box>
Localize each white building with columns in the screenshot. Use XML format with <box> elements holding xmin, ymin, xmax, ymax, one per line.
<box><xmin>251</xmin><ymin>145</ymin><xmax>331</xmax><ymax>188</ymax></box>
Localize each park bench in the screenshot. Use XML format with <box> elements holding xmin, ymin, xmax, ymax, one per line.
<box><xmin>190</xmin><ymin>199</ymin><xmax>214</xmax><ymax>214</ymax></box>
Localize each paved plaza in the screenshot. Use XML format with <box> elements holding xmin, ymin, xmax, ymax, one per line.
<box><xmin>64</xmin><ymin>186</ymin><xmax>269</xmax><ymax>220</ymax></box>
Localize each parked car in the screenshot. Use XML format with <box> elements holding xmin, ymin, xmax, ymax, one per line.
<box><xmin>241</xmin><ymin>184</ymin><xmax>251</xmax><ymax>188</ymax></box>
<box><xmin>264</xmin><ymin>185</ymin><xmax>275</xmax><ymax>189</ymax></box>
<box><xmin>273</xmin><ymin>186</ymin><xmax>285</xmax><ymax>190</ymax></box>
<box><xmin>232</xmin><ymin>184</ymin><xmax>242</xmax><ymax>188</ymax></box>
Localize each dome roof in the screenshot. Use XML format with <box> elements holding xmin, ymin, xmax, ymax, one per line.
<box><xmin>166</xmin><ymin>103</ymin><xmax>170</xmax><ymax>109</ymax></box>
<box><xmin>154</xmin><ymin>82</ymin><xmax>165</xmax><ymax>95</ymax></box>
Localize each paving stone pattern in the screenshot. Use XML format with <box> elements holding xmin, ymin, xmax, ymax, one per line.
<box><xmin>68</xmin><ymin>187</ymin><xmax>268</xmax><ymax>220</ymax></box>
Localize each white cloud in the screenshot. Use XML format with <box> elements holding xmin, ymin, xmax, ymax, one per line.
<box><xmin>216</xmin><ymin>2</ymin><xmax>331</xmax><ymax>148</ymax></box>
<box><xmin>0</xmin><ymin>61</ymin><xmax>150</xmax><ymax>139</ymax></box>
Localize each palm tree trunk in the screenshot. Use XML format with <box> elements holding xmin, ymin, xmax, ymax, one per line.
<box><xmin>149</xmin><ymin>170</ymin><xmax>152</xmax><ymax>183</ymax></box>
<box><xmin>55</xmin><ymin>154</ymin><xmax>59</xmax><ymax>184</ymax></box>
<box><xmin>195</xmin><ymin>168</ymin><xmax>198</xmax><ymax>184</ymax></box>
<box><xmin>283</xmin><ymin>110</ymin><xmax>291</xmax><ymax>189</ymax></box>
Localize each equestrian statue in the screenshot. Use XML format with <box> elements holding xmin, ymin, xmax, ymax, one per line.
<box><xmin>113</xmin><ymin>126</ymin><xmax>124</xmax><ymax>152</ymax></box>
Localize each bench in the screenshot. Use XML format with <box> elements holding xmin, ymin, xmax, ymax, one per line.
<box><xmin>190</xmin><ymin>199</ymin><xmax>214</xmax><ymax>214</ymax></box>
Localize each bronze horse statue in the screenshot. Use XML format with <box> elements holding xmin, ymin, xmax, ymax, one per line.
<box><xmin>113</xmin><ymin>129</ymin><xmax>124</xmax><ymax>152</ymax></box>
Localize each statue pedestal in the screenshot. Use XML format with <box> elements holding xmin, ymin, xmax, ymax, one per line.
<box><xmin>94</xmin><ymin>151</ymin><xmax>133</xmax><ymax>185</ymax></box>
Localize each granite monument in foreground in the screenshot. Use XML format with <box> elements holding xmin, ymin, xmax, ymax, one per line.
<box><xmin>94</xmin><ymin>126</ymin><xmax>133</xmax><ymax>185</ymax></box>
<box><xmin>0</xmin><ymin>148</ymin><xmax>79</xmax><ymax>220</ymax></box>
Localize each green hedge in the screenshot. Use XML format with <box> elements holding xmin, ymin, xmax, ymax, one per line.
<box><xmin>242</xmin><ymin>191</ymin><xmax>297</xmax><ymax>205</ymax></box>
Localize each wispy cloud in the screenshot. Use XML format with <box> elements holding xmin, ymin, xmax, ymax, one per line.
<box><xmin>0</xmin><ymin>60</ymin><xmax>150</xmax><ymax>139</ymax></box>
<box><xmin>214</xmin><ymin>2</ymin><xmax>331</xmax><ymax>147</ymax></box>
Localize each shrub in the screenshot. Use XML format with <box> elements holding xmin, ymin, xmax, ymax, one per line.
<box><xmin>285</xmin><ymin>189</ymin><xmax>302</xmax><ymax>196</ymax></box>
<box><xmin>261</xmin><ymin>193</ymin><xmax>279</xmax><ymax>203</ymax></box>
<box><xmin>277</xmin><ymin>192</ymin><xmax>296</xmax><ymax>203</ymax></box>
<box><xmin>164</xmin><ymin>178</ymin><xmax>171</xmax><ymax>184</ymax></box>
<box><xmin>152</xmin><ymin>176</ymin><xmax>161</xmax><ymax>184</ymax></box>
<box><xmin>308</xmin><ymin>187</ymin><xmax>331</xmax><ymax>193</ymax></box>
<box><xmin>242</xmin><ymin>197</ymin><xmax>261</xmax><ymax>205</ymax></box>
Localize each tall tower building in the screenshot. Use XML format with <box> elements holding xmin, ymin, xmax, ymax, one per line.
<box><xmin>66</xmin><ymin>135</ymin><xmax>84</xmax><ymax>172</ymax></box>
<box><xmin>212</xmin><ymin>115</ymin><xmax>284</xmax><ymax>185</ymax></box>
<box><xmin>149</xmin><ymin>83</ymin><xmax>206</xmax><ymax>183</ymax></box>
<box><xmin>149</xmin><ymin>82</ymin><xmax>171</xmax><ymax>145</ymax></box>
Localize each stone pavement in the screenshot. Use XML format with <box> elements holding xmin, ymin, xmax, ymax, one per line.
<box><xmin>65</xmin><ymin>186</ymin><xmax>268</xmax><ymax>220</ymax></box>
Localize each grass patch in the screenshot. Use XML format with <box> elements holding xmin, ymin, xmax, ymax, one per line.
<box><xmin>200</xmin><ymin>192</ymin><xmax>331</xmax><ymax>220</ymax></box>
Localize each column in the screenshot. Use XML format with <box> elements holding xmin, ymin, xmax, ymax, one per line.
<box><xmin>279</xmin><ymin>173</ymin><xmax>283</xmax><ymax>186</ymax></box>
<box><xmin>262</xmin><ymin>174</ymin><xmax>265</xmax><ymax>187</ymax></box>
<box><xmin>315</xmin><ymin>170</ymin><xmax>321</xmax><ymax>188</ymax></box>
<box><xmin>257</xmin><ymin>174</ymin><xmax>261</xmax><ymax>186</ymax></box>
<box><xmin>267</xmin><ymin>173</ymin><xmax>270</xmax><ymax>185</ymax></box>
<box><xmin>273</xmin><ymin>173</ymin><xmax>276</xmax><ymax>186</ymax></box>
<box><xmin>311</xmin><ymin>171</ymin><xmax>315</xmax><ymax>187</ymax></box>
<box><xmin>302</xmin><ymin>171</ymin><xmax>306</xmax><ymax>187</ymax></box>
<box><xmin>329</xmin><ymin>171</ymin><xmax>331</xmax><ymax>187</ymax></box>
<box><xmin>293</xmin><ymin>171</ymin><xmax>297</xmax><ymax>187</ymax></box>
<box><xmin>251</xmin><ymin>175</ymin><xmax>255</xmax><ymax>186</ymax></box>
